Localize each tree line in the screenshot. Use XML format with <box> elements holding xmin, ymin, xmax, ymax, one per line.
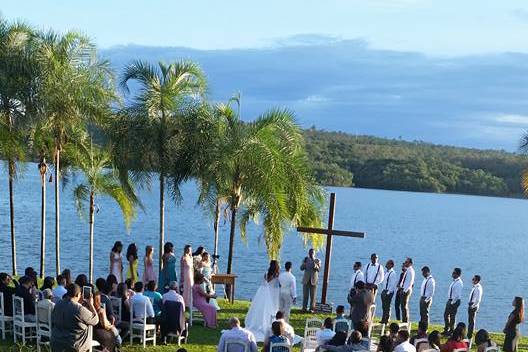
<box><xmin>0</xmin><ymin>18</ymin><xmax>324</xmax><ymax>281</ymax></box>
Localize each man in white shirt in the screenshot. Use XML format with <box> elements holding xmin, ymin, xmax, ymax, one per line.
<box><xmin>419</xmin><ymin>266</ymin><xmax>435</xmax><ymax>329</ymax></box>
<box><xmin>162</xmin><ymin>281</ymin><xmax>185</xmax><ymax>306</ymax></box>
<box><xmin>467</xmin><ymin>274</ymin><xmax>483</xmax><ymax>339</ymax></box>
<box><xmin>130</xmin><ymin>282</ymin><xmax>155</xmax><ymax>322</ymax></box>
<box><xmin>394</xmin><ymin>330</ymin><xmax>417</xmax><ymax>352</ymax></box>
<box><xmin>381</xmin><ymin>259</ymin><xmax>398</xmax><ymax>324</ymax></box>
<box><xmin>217</xmin><ymin>317</ymin><xmax>258</xmax><ymax>352</ymax></box>
<box><xmin>442</xmin><ymin>267</ymin><xmax>463</xmax><ymax>336</ymax></box>
<box><xmin>364</xmin><ymin>253</ymin><xmax>385</xmax><ymax>293</ymax></box>
<box><xmin>349</xmin><ymin>262</ymin><xmax>364</xmax><ymax>290</ymax></box>
<box><xmin>278</xmin><ymin>261</ymin><xmax>297</xmax><ymax>322</ymax></box>
<box><xmin>399</xmin><ymin>257</ymin><xmax>415</xmax><ymax>323</ymax></box>
<box><xmin>52</xmin><ymin>275</ymin><xmax>67</xmax><ymax>303</ymax></box>
<box><xmin>315</xmin><ymin>318</ymin><xmax>335</xmax><ymax>346</ymax></box>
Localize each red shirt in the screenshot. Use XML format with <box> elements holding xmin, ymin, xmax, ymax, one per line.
<box><xmin>441</xmin><ymin>340</ymin><xmax>469</xmax><ymax>352</ymax></box>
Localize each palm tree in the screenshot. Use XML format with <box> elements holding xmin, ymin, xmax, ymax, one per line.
<box><xmin>35</xmin><ymin>30</ymin><xmax>115</xmax><ymax>275</ymax></box>
<box><xmin>116</xmin><ymin>60</ymin><xmax>207</xmax><ymax>272</ymax></box>
<box><xmin>70</xmin><ymin>140</ymin><xmax>136</xmax><ymax>283</ymax></box>
<box><xmin>0</xmin><ymin>18</ymin><xmax>36</xmax><ymax>276</ymax></box>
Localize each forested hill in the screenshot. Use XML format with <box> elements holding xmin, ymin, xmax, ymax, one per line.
<box><xmin>304</xmin><ymin>128</ymin><xmax>528</xmax><ymax>198</ymax></box>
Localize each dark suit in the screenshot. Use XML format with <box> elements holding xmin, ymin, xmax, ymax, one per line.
<box><xmin>300</xmin><ymin>257</ymin><xmax>320</xmax><ymax>310</ymax></box>
<box><xmin>0</xmin><ymin>282</ymin><xmax>16</xmax><ymax>316</ymax></box>
<box><xmin>350</xmin><ymin>289</ymin><xmax>375</xmax><ymax>327</ymax></box>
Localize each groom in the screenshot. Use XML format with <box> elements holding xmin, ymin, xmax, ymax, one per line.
<box><xmin>300</xmin><ymin>248</ymin><xmax>320</xmax><ymax>312</ymax></box>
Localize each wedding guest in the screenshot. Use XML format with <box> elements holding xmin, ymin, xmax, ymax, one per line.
<box><xmin>316</xmin><ymin>317</ymin><xmax>336</xmax><ymax>346</ymax></box>
<box><xmin>355</xmin><ymin>320</ymin><xmax>370</xmax><ymax>349</ymax></box>
<box><xmin>125</xmin><ymin>278</ymin><xmax>135</xmax><ymax>297</ymax></box>
<box><xmin>349</xmin><ymin>281</ymin><xmax>374</xmax><ymax>327</ymax></box>
<box><xmin>158</xmin><ymin>242</ymin><xmax>177</xmax><ymax>292</ymax></box>
<box><xmin>399</xmin><ymin>257</ymin><xmax>415</xmax><ymax>323</ymax></box>
<box><xmin>109</xmin><ymin>241</ymin><xmax>124</xmax><ymax>283</ymax></box>
<box><xmin>192</xmin><ymin>246</ymin><xmax>205</xmax><ymax>271</ymax></box>
<box><xmin>321</xmin><ymin>330</ymin><xmax>364</xmax><ymax>351</ymax></box>
<box><xmin>142</xmin><ymin>245</ymin><xmax>156</xmax><ymax>284</ymax></box>
<box><xmin>394</xmin><ymin>330</ymin><xmax>416</xmax><ymax>352</ymax></box>
<box><xmin>443</xmin><ymin>268</ymin><xmax>463</xmax><ymax>336</ymax></box>
<box><xmin>162</xmin><ymin>281</ymin><xmax>185</xmax><ymax>306</ymax></box>
<box><xmin>93</xmin><ymin>292</ymin><xmax>120</xmax><ymax>350</ymax></box>
<box><xmin>40</xmin><ymin>276</ymin><xmax>55</xmax><ymax>291</ymax></box>
<box><xmin>381</xmin><ymin>259</ymin><xmax>398</xmax><ymax>324</ymax></box>
<box><xmin>116</xmin><ymin>282</ymin><xmax>130</xmax><ymax>323</ymax></box>
<box><xmin>95</xmin><ymin>277</ymin><xmax>114</xmax><ymax>322</ymax></box>
<box><xmin>192</xmin><ymin>273</ymin><xmax>217</xmax><ymax>328</ymax></box>
<box><xmin>126</xmin><ymin>243</ymin><xmax>139</xmax><ymax>283</ymax></box>
<box><xmin>36</xmin><ymin>289</ymin><xmax>55</xmax><ymax>324</ymax></box>
<box><xmin>52</xmin><ymin>275</ymin><xmax>67</xmax><ymax>303</ymax></box>
<box><xmin>74</xmin><ymin>274</ymin><xmax>88</xmax><ymax>289</ymax></box>
<box><xmin>300</xmin><ymin>248</ymin><xmax>320</xmax><ymax>312</ymax></box>
<box><xmin>180</xmin><ymin>244</ymin><xmax>194</xmax><ymax>308</ymax></box>
<box><xmin>334</xmin><ymin>305</ymin><xmax>349</xmax><ymax>333</ymax></box>
<box><xmin>263</xmin><ymin>321</ymin><xmax>289</xmax><ymax>352</ymax></box>
<box><xmin>217</xmin><ymin>317</ymin><xmax>257</xmax><ymax>352</ymax></box>
<box><xmin>15</xmin><ymin>276</ymin><xmax>36</xmax><ymax>321</ymax></box>
<box><xmin>503</xmin><ymin>296</ymin><xmax>524</xmax><ymax>352</ymax></box>
<box><xmin>410</xmin><ymin>321</ymin><xmax>429</xmax><ymax>351</ymax></box>
<box><xmin>377</xmin><ymin>335</ymin><xmax>393</xmax><ymax>352</ymax></box>
<box><xmin>428</xmin><ymin>331</ymin><xmax>442</xmax><ymax>351</ymax></box>
<box><xmin>24</xmin><ymin>267</ymin><xmax>38</xmax><ymax>287</ymax></box>
<box><xmin>419</xmin><ymin>266</ymin><xmax>435</xmax><ymax>329</ymax></box>
<box><xmin>278</xmin><ymin>261</ymin><xmax>297</xmax><ymax>322</ymax></box>
<box><xmin>61</xmin><ymin>269</ymin><xmax>72</xmax><ymax>286</ymax></box>
<box><xmin>144</xmin><ymin>280</ymin><xmax>163</xmax><ymax>316</ymax></box>
<box><xmin>50</xmin><ymin>284</ymin><xmax>99</xmax><ymax>352</ymax></box>
<box><xmin>326</xmin><ymin>331</ymin><xmax>348</xmax><ymax>347</ymax></box>
<box><xmin>389</xmin><ymin>323</ymin><xmax>400</xmax><ymax>347</ymax></box>
<box><xmin>364</xmin><ymin>253</ymin><xmax>385</xmax><ymax>292</ymax></box>
<box><xmin>475</xmin><ymin>329</ymin><xmax>497</xmax><ymax>352</ymax></box>
<box><xmin>273</xmin><ymin>311</ymin><xmax>295</xmax><ymax>345</ymax></box>
<box><xmin>440</xmin><ymin>327</ymin><xmax>467</xmax><ymax>352</ymax></box>
<box><xmin>0</xmin><ymin>272</ymin><xmax>17</xmax><ymax>316</ymax></box>
<box><xmin>106</xmin><ymin>274</ymin><xmax>118</xmax><ymax>296</ymax></box>
<box><xmin>129</xmin><ymin>281</ymin><xmax>155</xmax><ymax>323</ymax></box>
<box><xmin>468</xmin><ymin>275</ymin><xmax>483</xmax><ymax>339</ymax></box>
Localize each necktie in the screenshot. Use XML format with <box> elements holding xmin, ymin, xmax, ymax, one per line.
<box><xmin>385</xmin><ymin>271</ymin><xmax>392</xmax><ymax>290</ymax></box>
<box><xmin>449</xmin><ymin>280</ymin><xmax>455</xmax><ymax>299</ymax></box>
<box><xmin>470</xmin><ymin>286</ymin><xmax>476</xmax><ymax>304</ymax></box>
<box><xmin>423</xmin><ymin>277</ymin><xmax>429</xmax><ymax>296</ymax></box>
<box><xmin>365</xmin><ymin>264</ymin><xmax>370</xmax><ymax>283</ymax></box>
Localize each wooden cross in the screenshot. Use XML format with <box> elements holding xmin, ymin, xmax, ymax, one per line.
<box><xmin>297</xmin><ymin>192</ymin><xmax>366</xmax><ymax>304</ymax></box>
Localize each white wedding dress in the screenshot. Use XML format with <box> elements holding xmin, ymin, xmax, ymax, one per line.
<box><xmin>244</xmin><ymin>274</ymin><xmax>280</xmax><ymax>342</ymax></box>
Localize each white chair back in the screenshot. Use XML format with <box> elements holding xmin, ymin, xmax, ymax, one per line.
<box><xmin>484</xmin><ymin>347</ymin><xmax>499</xmax><ymax>352</ymax></box>
<box><xmin>0</xmin><ymin>292</ymin><xmax>13</xmax><ymax>341</ymax></box>
<box><xmin>305</xmin><ymin>317</ymin><xmax>323</xmax><ymax>330</ymax></box>
<box><xmin>414</xmin><ymin>338</ymin><xmax>429</xmax><ymax>347</ymax></box>
<box><xmin>224</xmin><ymin>338</ymin><xmax>250</xmax><ymax>352</ymax></box>
<box><xmin>0</xmin><ymin>292</ymin><xmax>6</xmax><ymax>318</ymax></box>
<box><xmin>129</xmin><ymin>300</ymin><xmax>156</xmax><ymax>347</ymax></box>
<box><xmin>109</xmin><ymin>296</ymin><xmax>122</xmax><ymax>324</ymax></box>
<box><xmin>13</xmin><ymin>297</ymin><xmax>24</xmax><ymax>323</ymax></box>
<box><xmin>303</xmin><ymin>327</ymin><xmax>319</xmax><ymax>351</ymax></box>
<box><xmin>368</xmin><ymin>304</ymin><xmax>376</xmax><ymax>322</ymax></box>
<box><xmin>270</xmin><ymin>341</ymin><xmax>291</xmax><ymax>352</ymax></box>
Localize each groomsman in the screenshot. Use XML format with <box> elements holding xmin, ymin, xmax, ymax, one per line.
<box><xmin>443</xmin><ymin>268</ymin><xmax>463</xmax><ymax>336</ymax></box>
<box><xmin>467</xmin><ymin>275</ymin><xmax>483</xmax><ymax>339</ymax></box>
<box><xmin>300</xmin><ymin>248</ymin><xmax>320</xmax><ymax>312</ymax></box>
<box><xmin>398</xmin><ymin>257</ymin><xmax>415</xmax><ymax>323</ymax></box>
<box><xmin>419</xmin><ymin>266</ymin><xmax>436</xmax><ymax>329</ymax></box>
<box><xmin>349</xmin><ymin>262</ymin><xmax>364</xmax><ymax>290</ymax></box>
<box><xmin>394</xmin><ymin>263</ymin><xmax>406</xmax><ymax>321</ymax></box>
<box><xmin>278</xmin><ymin>261</ymin><xmax>297</xmax><ymax>322</ymax></box>
<box><xmin>380</xmin><ymin>259</ymin><xmax>398</xmax><ymax>324</ymax></box>
<box><xmin>364</xmin><ymin>253</ymin><xmax>385</xmax><ymax>293</ymax></box>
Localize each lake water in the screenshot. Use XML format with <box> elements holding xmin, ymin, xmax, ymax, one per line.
<box><xmin>0</xmin><ymin>162</ymin><xmax>526</xmax><ymax>332</ymax></box>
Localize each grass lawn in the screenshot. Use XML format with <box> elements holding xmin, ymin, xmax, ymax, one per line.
<box><xmin>1</xmin><ymin>299</ymin><xmax>527</xmax><ymax>351</ymax></box>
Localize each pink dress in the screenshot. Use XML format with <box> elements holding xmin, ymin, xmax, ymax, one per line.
<box><xmin>192</xmin><ymin>284</ymin><xmax>217</xmax><ymax>328</ymax></box>
<box><xmin>180</xmin><ymin>255</ymin><xmax>194</xmax><ymax>308</ymax></box>
<box><xmin>142</xmin><ymin>256</ymin><xmax>157</xmax><ymax>284</ymax></box>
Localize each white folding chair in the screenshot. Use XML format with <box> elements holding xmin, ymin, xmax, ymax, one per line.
<box><xmin>305</xmin><ymin>317</ymin><xmax>323</xmax><ymax>330</ymax></box>
<box><xmin>189</xmin><ymin>294</ymin><xmax>204</xmax><ymax>327</ymax></box>
<box><xmin>484</xmin><ymin>347</ymin><xmax>499</xmax><ymax>352</ymax></box>
<box><xmin>0</xmin><ymin>292</ymin><xmax>13</xmax><ymax>340</ymax></box>
<box><xmin>270</xmin><ymin>341</ymin><xmax>292</xmax><ymax>352</ymax></box>
<box><xmin>368</xmin><ymin>304</ymin><xmax>376</xmax><ymax>323</ymax></box>
<box><xmin>224</xmin><ymin>338</ymin><xmax>250</xmax><ymax>352</ymax></box>
<box><xmin>13</xmin><ymin>296</ymin><xmax>36</xmax><ymax>345</ymax></box>
<box><xmin>36</xmin><ymin>302</ymin><xmax>53</xmax><ymax>352</ymax></box>
<box><xmin>166</xmin><ymin>321</ymin><xmax>188</xmax><ymax>347</ymax></box>
<box><xmin>302</xmin><ymin>327</ymin><xmax>319</xmax><ymax>352</ymax></box>
<box><xmin>130</xmin><ymin>301</ymin><xmax>156</xmax><ymax>347</ymax></box>
<box><xmin>398</xmin><ymin>321</ymin><xmax>411</xmax><ymax>332</ymax></box>
<box><xmin>109</xmin><ymin>296</ymin><xmax>122</xmax><ymax>325</ymax></box>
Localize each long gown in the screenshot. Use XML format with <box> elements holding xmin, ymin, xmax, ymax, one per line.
<box><xmin>158</xmin><ymin>254</ymin><xmax>177</xmax><ymax>291</ymax></box>
<box><xmin>180</xmin><ymin>255</ymin><xmax>194</xmax><ymax>308</ymax></box>
<box><xmin>126</xmin><ymin>258</ymin><xmax>139</xmax><ymax>282</ymax></box>
<box><xmin>110</xmin><ymin>251</ymin><xmax>123</xmax><ymax>283</ymax></box>
<box><xmin>142</xmin><ymin>256</ymin><xmax>156</xmax><ymax>284</ymax></box>
<box><xmin>244</xmin><ymin>273</ymin><xmax>280</xmax><ymax>342</ymax></box>
<box><xmin>192</xmin><ymin>284</ymin><xmax>217</xmax><ymax>328</ymax></box>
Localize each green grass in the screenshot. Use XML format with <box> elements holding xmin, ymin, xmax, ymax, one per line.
<box><xmin>0</xmin><ymin>299</ymin><xmax>527</xmax><ymax>351</ymax></box>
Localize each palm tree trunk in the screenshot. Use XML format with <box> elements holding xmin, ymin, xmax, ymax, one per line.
<box><xmin>226</xmin><ymin>205</ymin><xmax>237</xmax><ymax>274</ymax></box>
<box><xmin>54</xmin><ymin>149</ymin><xmax>61</xmax><ymax>275</ymax></box>
<box><xmin>158</xmin><ymin>173</ymin><xmax>165</xmax><ymax>273</ymax></box>
<box><xmin>39</xmin><ymin>165</ymin><xmax>46</xmax><ymax>279</ymax></box>
<box><xmin>213</xmin><ymin>199</ymin><xmax>220</xmax><ymax>260</ymax></box>
<box><xmin>89</xmin><ymin>192</ymin><xmax>95</xmax><ymax>284</ymax></box>
<box><xmin>8</xmin><ymin>159</ymin><xmax>16</xmax><ymax>276</ymax></box>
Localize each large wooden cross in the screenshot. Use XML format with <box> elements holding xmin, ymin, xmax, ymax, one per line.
<box><xmin>297</xmin><ymin>192</ymin><xmax>365</xmax><ymax>304</ymax></box>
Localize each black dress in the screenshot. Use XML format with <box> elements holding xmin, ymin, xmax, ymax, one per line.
<box><xmin>503</xmin><ymin>311</ymin><xmax>521</xmax><ymax>352</ymax></box>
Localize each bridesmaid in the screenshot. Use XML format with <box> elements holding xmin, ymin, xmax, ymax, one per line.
<box><xmin>142</xmin><ymin>245</ymin><xmax>156</xmax><ymax>284</ymax></box>
<box><xmin>180</xmin><ymin>244</ymin><xmax>194</xmax><ymax>308</ymax></box>
<box><xmin>503</xmin><ymin>296</ymin><xmax>524</xmax><ymax>352</ymax></box>
<box><xmin>158</xmin><ymin>242</ymin><xmax>177</xmax><ymax>291</ymax></box>
<box><xmin>126</xmin><ymin>243</ymin><xmax>139</xmax><ymax>283</ymax></box>
<box><xmin>192</xmin><ymin>273</ymin><xmax>217</xmax><ymax>328</ymax></box>
<box><xmin>109</xmin><ymin>241</ymin><xmax>123</xmax><ymax>282</ymax></box>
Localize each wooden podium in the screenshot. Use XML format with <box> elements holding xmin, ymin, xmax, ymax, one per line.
<box><xmin>211</xmin><ymin>273</ymin><xmax>238</xmax><ymax>303</ymax></box>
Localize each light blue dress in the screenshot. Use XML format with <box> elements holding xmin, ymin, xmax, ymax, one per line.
<box><xmin>158</xmin><ymin>254</ymin><xmax>177</xmax><ymax>292</ymax></box>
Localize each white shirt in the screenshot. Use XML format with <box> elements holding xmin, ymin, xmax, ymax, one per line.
<box><xmin>400</xmin><ymin>266</ymin><xmax>415</xmax><ymax>293</ymax></box>
<box><xmin>349</xmin><ymin>270</ymin><xmax>365</xmax><ymax>289</ymax></box>
<box><xmin>448</xmin><ymin>277</ymin><xmax>463</xmax><ymax>301</ymax></box>
<box><xmin>394</xmin><ymin>340</ymin><xmax>417</xmax><ymax>352</ymax></box>
<box><xmin>130</xmin><ymin>292</ymin><xmax>155</xmax><ymax>318</ymax></box>
<box><xmin>217</xmin><ymin>326</ymin><xmax>258</xmax><ymax>352</ymax></box>
<box><xmin>315</xmin><ymin>328</ymin><xmax>335</xmax><ymax>346</ymax></box>
<box><xmin>162</xmin><ymin>289</ymin><xmax>185</xmax><ymax>306</ymax></box>
<box><xmin>468</xmin><ymin>283</ymin><xmax>483</xmax><ymax>309</ymax></box>
<box><xmin>382</xmin><ymin>268</ymin><xmax>399</xmax><ymax>293</ymax></box>
<box><xmin>420</xmin><ymin>275</ymin><xmax>436</xmax><ymax>301</ymax></box>
<box><xmin>270</xmin><ymin>318</ymin><xmax>295</xmax><ymax>345</ymax></box>
<box><xmin>52</xmin><ymin>285</ymin><xmax>67</xmax><ymax>303</ymax></box>
<box><xmin>278</xmin><ymin>271</ymin><xmax>297</xmax><ymax>299</ymax></box>
<box><xmin>364</xmin><ymin>262</ymin><xmax>385</xmax><ymax>286</ymax></box>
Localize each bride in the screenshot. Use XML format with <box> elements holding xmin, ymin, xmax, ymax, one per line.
<box><xmin>244</xmin><ymin>260</ymin><xmax>280</xmax><ymax>341</ymax></box>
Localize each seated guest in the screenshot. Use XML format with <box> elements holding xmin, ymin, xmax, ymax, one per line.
<box><xmin>144</xmin><ymin>280</ymin><xmax>163</xmax><ymax>316</ymax></box>
<box><xmin>475</xmin><ymin>329</ymin><xmax>497</xmax><ymax>352</ymax></box>
<box><xmin>93</xmin><ymin>292</ymin><xmax>121</xmax><ymax>350</ymax></box>
<box><xmin>350</xmin><ymin>281</ymin><xmax>375</xmax><ymax>327</ymax></box>
<box><xmin>61</xmin><ymin>269</ymin><xmax>72</xmax><ymax>286</ymax></box>
<box><xmin>354</xmin><ymin>320</ymin><xmax>370</xmax><ymax>350</ymax></box>
<box><xmin>411</xmin><ymin>321</ymin><xmax>429</xmax><ymax>351</ymax></box>
<box><xmin>428</xmin><ymin>331</ymin><xmax>442</xmax><ymax>351</ymax></box>
<box><xmin>15</xmin><ymin>276</ymin><xmax>36</xmax><ymax>321</ymax></box>
<box><xmin>162</xmin><ymin>281</ymin><xmax>185</xmax><ymax>305</ymax></box>
<box><xmin>321</xmin><ymin>330</ymin><xmax>365</xmax><ymax>352</ymax></box>
<box><xmin>389</xmin><ymin>322</ymin><xmax>400</xmax><ymax>348</ymax></box>
<box><xmin>125</xmin><ymin>278</ymin><xmax>135</xmax><ymax>297</ymax></box>
<box><xmin>24</xmin><ymin>267</ymin><xmax>38</xmax><ymax>287</ymax></box>
<box><xmin>377</xmin><ymin>335</ymin><xmax>393</xmax><ymax>352</ymax></box>
<box><xmin>37</xmin><ymin>289</ymin><xmax>55</xmax><ymax>325</ymax></box>
<box><xmin>394</xmin><ymin>330</ymin><xmax>417</xmax><ymax>352</ymax></box>
<box><xmin>74</xmin><ymin>274</ymin><xmax>89</xmax><ymax>289</ymax></box>
<box><xmin>326</xmin><ymin>331</ymin><xmax>348</xmax><ymax>347</ymax></box>
<box><xmin>334</xmin><ymin>305</ymin><xmax>350</xmax><ymax>333</ymax></box>
<box><xmin>50</xmin><ymin>283</ymin><xmax>99</xmax><ymax>351</ymax></box>
<box><xmin>129</xmin><ymin>281</ymin><xmax>155</xmax><ymax>323</ymax></box>
<box><xmin>106</xmin><ymin>274</ymin><xmax>118</xmax><ymax>297</ymax></box>
<box><xmin>217</xmin><ymin>317</ymin><xmax>257</xmax><ymax>352</ymax></box>
<box><xmin>192</xmin><ymin>273</ymin><xmax>217</xmax><ymax>328</ymax></box>
<box><xmin>0</xmin><ymin>272</ymin><xmax>17</xmax><ymax>316</ymax></box>
<box><xmin>316</xmin><ymin>317</ymin><xmax>336</xmax><ymax>346</ymax></box>
<box><xmin>116</xmin><ymin>282</ymin><xmax>130</xmax><ymax>323</ymax></box>
<box><xmin>52</xmin><ymin>275</ymin><xmax>67</xmax><ymax>303</ymax></box>
<box><xmin>456</xmin><ymin>322</ymin><xmax>468</xmax><ymax>342</ymax></box>
<box><xmin>40</xmin><ymin>276</ymin><xmax>55</xmax><ymax>295</ymax></box>
<box><xmin>263</xmin><ymin>321</ymin><xmax>290</xmax><ymax>352</ymax></box>
<box><xmin>95</xmin><ymin>277</ymin><xmax>115</xmax><ymax>323</ymax></box>
<box><xmin>273</xmin><ymin>311</ymin><xmax>295</xmax><ymax>345</ymax></box>
<box><xmin>441</xmin><ymin>327</ymin><xmax>467</xmax><ymax>352</ymax></box>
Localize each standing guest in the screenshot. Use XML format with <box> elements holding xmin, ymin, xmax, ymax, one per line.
<box><xmin>300</xmin><ymin>248</ymin><xmax>320</xmax><ymax>313</ymax></box>
<box><xmin>144</xmin><ymin>280</ymin><xmax>163</xmax><ymax>317</ymax></box>
<box><xmin>364</xmin><ymin>253</ymin><xmax>385</xmax><ymax>292</ymax></box>
<box><xmin>74</xmin><ymin>274</ymin><xmax>88</xmax><ymax>289</ymax></box>
<box><xmin>0</xmin><ymin>273</ymin><xmax>17</xmax><ymax>316</ymax></box>
<box><xmin>278</xmin><ymin>261</ymin><xmax>297</xmax><ymax>322</ymax></box>
<box><xmin>126</xmin><ymin>243</ymin><xmax>139</xmax><ymax>283</ymax></box>
<box><xmin>129</xmin><ymin>282</ymin><xmax>155</xmax><ymax>322</ymax></box>
<box><xmin>142</xmin><ymin>245</ymin><xmax>157</xmax><ymax>284</ymax></box>
<box><xmin>440</xmin><ymin>327</ymin><xmax>467</xmax><ymax>352</ymax></box>
<box><xmin>217</xmin><ymin>317</ymin><xmax>258</xmax><ymax>352</ymax></box>
<box><xmin>467</xmin><ymin>275</ymin><xmax>483</xmax><ymax>339</ymax></box>
<box><xmin>399</xmin><ymin>257</ymin><xmax>415</xmax><ymax>323</ymax></box>
<box><xmin>61</xmin><ymin>269</ymin><xmax>72</xmax><ymax>286</ymax></box>
<box><xmin>394</xmin><ymin>330</ymin><xmax>417</xmax><ymax>352</ymax></box>
<box><xmin>192</xmin><ymin>246</ymin><xmax>205</xmax><ymax>271</ymax></box>
<box><xmin>395</xmin><ymin>263</ymin><xmax>406</xmax><ymax>321</ymax></box>
<box><xmin>428</xmin><ymin>331</ymin><xmax>442</xmax><ymax>351</ymax></box>
<box><xmin>419</xmin><ymin>266</ymin><xmax>435</xmax><ymax>329</ymax></box>
<box><xmin>163</xmin><ymin>281</ymin><xmax>185</xmax><ymax>306</ymax></box>
<box><xmin>381</xmin><ymin>259</ymin><xmax>398</xmax><ymax>324</ymax></box>
<box><xmin>109</xmin><ymin>241</ymin><xmax>124</xmax><ymax>283</ymax></box>
<box><xmin>106</xmin><ymin>274</ymin><xmax>118</xmax><ymax>296</ymax></box>
<box><xmin>315</xmin><ymin>317</ymin><xmax>336</xmax><ymax>346</ymax></box>
<box><xmin>442</xmin><ymin>268</ymin><xmax>463</xmax><ymax>336</ymax></box>
<box><xmin>192</xmin><ymin>273</ymin><xmax>217</xmax><ymax>328</ymax></box>
<box><xmin>349</xmin><ymin>281</ymin><xmax>375</xmax><ymax>327</ymax></box>
<box><xmin>50</xmin><ymin>283</ymin><xmax>99</xmax><ymax>351</ymax></box>
<box><xmin>15</xmin><ymin>276</ymin><xmax>36</xmax><ymax>321</ymax></box>
<box><xmin>158</xmin><ymin>242</ymin><xmax>177</xmax><ymax>291</ymax></box>
<box><xmin>95</xmin><ymin>278</ymin><xmax>114</xmax><ymax>323</ymax></box>
<box><xmin>263</xmin><ymin>320</ymin><xmax>290</xmax><ymax>352</ymax></box>
<box><xmin>475</xmin><ymin>329</ymin><xmax>497</xmax><ymax>352</ymax></box>
<box><xmin>503</xmin><ymin>296</ymin><xmax>524</xmax><ymax>352</ymax></box>
<box><xmin>180</xmin><ymin>244</ymin><xmax>194</xmax><ymax>308</ymax></box>
<box><xmin>349</xmin><ymin>262</ymin><xmax>364</xmax><ymax>292</ymax></box>
<box><xmin>52</xmin><ymin>275</ymin><xmax>67</xmax><ymax>303</ymax></box>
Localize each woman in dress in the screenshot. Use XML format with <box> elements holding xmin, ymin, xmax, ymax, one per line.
<box><xmin>192</xmin><ymin>246</ymin><xmax>205</xmax><ymax>271</ymax></box>
<box><xmin>126</xmin><ymin>243</ymin><xmax>139</xmax><ymax>283</ymax></box>
<box><xmin>109</xmin><ymin>241</ymin><xmax>124</xmax><ymax>283</ymax></box>
<box><xmin>142</xmin><ymin>245</ymin><xmax>156</xmax><ymax>284</ymax></box>
<box><xmin>93</xmin><ymin>292</ymin><xmax>119</xmax><ymax>351</ymax></box>
<box><xmin>192</xmin><ymin>273</ymin><xmax>217</xmax><ymax>328</ymax></box>
<box><xmin>244</xmin><ymin>260</ymin><xmax>280</xmax><ymax>341</ymax></box>
<box><xmin>201</xmin><ymin>252</ymin><xmax>220</xmax><ymax>310</ymax></box>
<box><xmin>158</xmin><ymin>242</ymin><xmax>177</xmax><ymax>292</ymax></box>
<box><xmin>504</xmin><ymin>296</ymin><xmax>524</xmax><ymax>352</ymax></box>
<box><xmin>106</xmin><ymin>274</ymin><xmax>118</xmax><ymax>296</ymax></box>
<box><xmin>180</xmin><ymin>244</ymin><xmax>194</xmax><ymax>308</ymax></box>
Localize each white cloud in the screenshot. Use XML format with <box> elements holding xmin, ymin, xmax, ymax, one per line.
<box><xmin>495</xmin><ymin>114</ymin><xmax>528</xmax><ymax>126</ymax></box>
